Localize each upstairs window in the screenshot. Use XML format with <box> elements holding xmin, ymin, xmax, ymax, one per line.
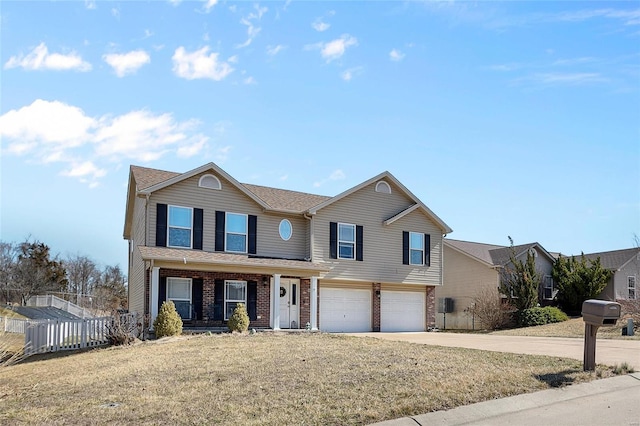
<box><xmin>199</xmin><ymin>174</ymin><xmax>221</xmax><ymax>190</ymax></box>
<box><xmin>168</xmin><ymin>206</ymin><xmax>193</xmax><ymax>248</ymax></box>
<box><xmin>375</xmin><ymin>181</ymin><xmax>391</xmax><ymax>194</ymax></box>
<box><xmin>338</xmin><ymin>223</ymin><xmax>356</xmax><ymax>259</ymax></box>
<box><xmin>629</xmin><ymin>276</ymin><xmax>636</xmax><ymax>300</ymax></box>
<box><xmin>226</xmin><ymin>212</ymin><xmax>248</xmax><ymax>253</ymax></box>
<box><xmin>409</xmin><ymin>232</ymin><xmax>425</xmax><ymax>265</ymax></box>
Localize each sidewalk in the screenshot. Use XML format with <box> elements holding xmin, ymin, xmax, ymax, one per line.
<box><xmin>373</xmin><ymin>373</ymin><xmax>640</xmax><ymax>426</ymax></box>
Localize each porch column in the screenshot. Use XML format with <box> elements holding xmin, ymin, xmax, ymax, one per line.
<box><xmin>272</xmin><ymin>274</ymin><xmax>281</xmax><ymax>330</ymax></box>
<box><xmin>310</xmin><ymin>276</ymin><xmax>318</xmax><ymax>331</ymax></box>
<box><xmin>150</xmin><ymin>266</ymin><xmax>160</xmax><ymax>330</ymax></box>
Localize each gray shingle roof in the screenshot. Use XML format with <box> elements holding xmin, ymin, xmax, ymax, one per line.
<box><xmin>445</xmin><ymin>239</ymin><xmax>551</xmax><ymax>267</ymax></box>
<box><xmin>562</xmin><ymin>248</ymin><xmax>640</xmax><ymax>271</ymax></box>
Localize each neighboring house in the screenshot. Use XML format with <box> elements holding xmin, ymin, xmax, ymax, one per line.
<box><xmin>123</xmin><ymin>162</ymin><xmax>452</xmax><ymax>333</ymax></box>
<box><xmin>567</xmin><ymin>248</ymin><xmax>640</xmax><ymax>301</ymax></box>
<box><xmin>438</xmin><ymin>239</ymin><xmax>556</xmax><ymax>330</ymax></box>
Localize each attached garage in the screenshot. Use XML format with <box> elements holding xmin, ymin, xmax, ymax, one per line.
<box><xmin>381</xmin><ymin>290</ymin><xmax>426</xmax><ymax>332</ymax></box>
<box><xmin>319</xmin><ymin>287</ymin><xmax>372</xmax><ymax>332</ymax></box>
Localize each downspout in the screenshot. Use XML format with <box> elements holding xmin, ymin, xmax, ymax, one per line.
<box><xmin>303</xmin><ymin>213</ymin><xmax>314</xmax><ymax>263</ymax></box>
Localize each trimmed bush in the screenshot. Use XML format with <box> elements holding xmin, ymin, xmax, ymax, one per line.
<box><xmin>228</xmin><ymin>303</ymin><xmax>250</xmax><ymax>333</ymax></box>
<box><xmin>153</xmin><ymin>301</ymin><xmax>183</xmax><ymax>338</ymax></box>
<box><xmin>518</xmin><ymin>306</ymin><xmax>569</xmax><ymax>327</ymax></box>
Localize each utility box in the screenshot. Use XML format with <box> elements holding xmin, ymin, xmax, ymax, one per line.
<box><xmin>438</xmin><ymin>298</ymin><xmax>454</xmax><ymax>314</ymax></box>
<box><xmin>581</xmin><ymin>299</ymin><xmax>621</xmax><ymax>371</ymax></box>
<box><xmin>582</xmin><ymin>299</ymin><xmax>621</xmax><ymax>327</ymax></box>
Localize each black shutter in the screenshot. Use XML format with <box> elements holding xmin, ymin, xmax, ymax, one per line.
<box><xmin>213</xmin><ymin>279</ymin><xmax>224</xmax><ymax>321</ymax></box>
<box><xmin>248</xmin><ymin>215</ymin><xmax>257</xmax><ymax>255</ymax></box>
<box><xmin>402</xmin><ymin>231</ymin><xmax>409</xmax><ymax>265</ymax></box>
<box><xmin>156</xmin><ymin>204</ymin><xmax>167</xmax><ymax>247</ymax></box>
<box><xmin>329</xmin><ymin>222</ymin><xmax>337</xmax><ymax>259</ymax></box>
<box><xmin>425</xmin><ymin>234</ymin><xmax>431</xmax><ymax>267</ymax></box>
<box><xmin>193</xmin><ymin>208</ymin><xmax>203</xmax><ymax>250</ymax></box>
<box><xmin>356</xmin><ymin>225</ymin><xmax>363</xmax><ymax>261</ymax></box>
<box><xmin>158</xmin><ymin>277</ymin><xmax>166</xmax><ymax>313</ymax></box>
<box><xmin>192</xmin><ymin>278</ymin><xmax>203</xmax><ymax>320</ymax></box>
<box><xmin>215</xmin><ymin>211</ymin><xmax>225</xmax><ymax>252</ymax></box>
<box><xmin>247</xmin><ymin>281</ymin><xmax>257</xmax><ymax>321</ymax></box>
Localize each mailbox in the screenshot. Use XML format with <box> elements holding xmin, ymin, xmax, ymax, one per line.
<box><xmin>582</xmin><ymin>299</ymin><xmax>621</xmax><ymax>327</ymax></box>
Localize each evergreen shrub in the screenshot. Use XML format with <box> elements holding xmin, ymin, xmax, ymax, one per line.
<box><xmin>228</xmin><ymin>303</ymin><xmax>250</xmax><ymax>333</ymax></box>
<box><xmin>518</xmin><ymin>306</ymin><xmax>568</xmax><ymax>327</ymax></box>
<box><xmin>153</xmin><ymin>301</ymin><xmax>183</xmax><ymax>338</ymax></box>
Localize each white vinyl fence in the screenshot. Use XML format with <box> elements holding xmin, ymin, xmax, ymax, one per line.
<box><xmin>27</xmin><ymin>294</ymin><xmax>94</xmax><ymax>318</ymax></box>
<box><xmin>1</xmin><ymin>313</ymin><xmax>139</xmax><ymax>356</ymax></box>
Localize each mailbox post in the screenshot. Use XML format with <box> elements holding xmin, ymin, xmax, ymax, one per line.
<box><xmin>581</xmin><ymin>299</ymin><xmax>621</xmax><ymax>371</ymax></box>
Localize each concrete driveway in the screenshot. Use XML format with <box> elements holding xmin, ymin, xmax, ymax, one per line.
<box><xmin>348</xmin><ymin>332</ymin><xmax>640</xmax><ymax>370</ymax></box>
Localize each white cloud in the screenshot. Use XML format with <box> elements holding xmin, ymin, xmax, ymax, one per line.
<box><xmin>307</xmin><ymin>35</ymin><xmax>358</xmax><ymax>63</ymax></box>
<box><xmin>236</xmin><ymin>4</ymin><xmax>268</xmax><ymax>48</ymax></box>
<box><xmin>267</xmin><ymin>44</ymin><xmax>286</xmax><ymax>56</ymax></box>
<box><xmin>312</xmin><ymin>18</ymin><xmax>330</xmax><ymax>32</ymax></box>
<box><xmin>172</xmin><ymin>46</ymin><xmax>234</xmax><ymax>80</ymax></box>
<box><xmin>389</xmin><ymin>49</ymin><xmax>405</xmax><ymax>62</ymax></box>
<box><xmin>341</xmin><ymin>66</ymin><xmax>363</xmax><ymax>81</ymax></box>
<box><xmin>0</xmin><ymin>99</ymin><xmax>214</xmax><ymax>186</ymax></box>
<box><xmin>103</xmin><ymin>50</ymin><xmax>150</xmax><ymax>77</ymax></box>
<box><xmin>85</xmin><ymin>1</ymin><xmax>96</xmax><ymax>10</ymax></box>
<box><xmin>4</xmin><ymin>42</ymin><xmax>92</xmax><ymax>72</ymax></box>
<box><xmin>313</xmin><ymin>169</ymin><xmax>346</xmax><ymax>187</ymax></box>
<box><xmin>203</xmin><ymin>0</ymin><xmax>218</xmax><ymax>12</ymax></box>
<box><xmin>243</xmin><ymin>76</ymin><xmax>257</xmax><ymax>85</ymax></box>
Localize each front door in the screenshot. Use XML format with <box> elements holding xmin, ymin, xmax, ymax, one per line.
<box><xmin>279</xmin><ymin>279</ymin><xmax>299</xmax><ymax>329</ymax></box>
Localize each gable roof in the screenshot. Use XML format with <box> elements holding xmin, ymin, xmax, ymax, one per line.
<box><xmin>444</xmin><ymin>239</ymin><xmax>556</xmax><ymax>268</ymax></box>
<box><xmin>562</xmin><ymin>247</ymin><xmax>640</xmax><ymax>271</ymax></box>
<box><xmin>307</xmin><ymin>171</ymin><xmax>453</xmax><ymax>234</ymax></box>
<box><xmin>125</xmin><ymin>164</ymin><xmax>453</xmax><ymax>238</ymax></box>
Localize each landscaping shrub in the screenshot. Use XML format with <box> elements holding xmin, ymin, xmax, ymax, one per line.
<box><xmin>228</xmin><ymin>303</ymin><xmax>250</xmax><ymax>333</ymax></box>
<box><xmin>468</xmin><ymin>285</ymin><xmax>513</xmax><ymax>330</ymax></box>
<box><xmin>518</xmin><ymin>306</ymin><xmax>569</xmax><ymax>327</ymax></box>
<box><xmin>153</xmin><ymin>301</ymin><xmax>183</xmax><ymax>338</ymax></box>
<box><xmin>106</xmin><ymin>312</ymin><xmax>142</xmax><ymax>345</ymax></box>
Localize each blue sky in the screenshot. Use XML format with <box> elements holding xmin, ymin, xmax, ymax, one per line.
<box><xmin>1</xmin><ymin>1</ymin><xmax>639</xmax><ymax>273</ymax></box>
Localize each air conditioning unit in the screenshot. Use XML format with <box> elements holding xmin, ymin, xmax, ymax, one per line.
<box><xmin>438</xmin><ymin>297</ymin><xmax>454</xmax><ymax>314</ymax></box>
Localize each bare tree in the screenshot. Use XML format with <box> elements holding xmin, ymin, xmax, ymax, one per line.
<box><xmin>468</xmin><ymin>285</ymin><xmax>513</xmax><ymax>330</ymax></box>
<box><xmin>0</xmin><ymin>242</ymin><xmax>19</xmax><ymax>304</ymax></box>
<box><xmin>65</xmin><ymin>254</ymin><xmax>100</xmax><ymax>304</ymax></box>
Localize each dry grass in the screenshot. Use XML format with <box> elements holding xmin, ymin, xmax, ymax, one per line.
<box><xmin>490</xmin><ymin>317</ymin><xmax>640</xmax><ymax>340</ymax></box>
<box><xmin>0</xmin><ymin>332</ymin><xmax>618</xmax><ymax>425</ymax></box>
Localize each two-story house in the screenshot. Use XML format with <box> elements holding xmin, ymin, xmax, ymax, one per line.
<box><xmin>123</xmin><ymin>162</ymin><xmax>452</xmax><ymax>333</ymax></box>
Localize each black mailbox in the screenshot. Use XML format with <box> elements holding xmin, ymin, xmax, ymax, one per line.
<box><xmin>582</xmin><ymin>299</ymin><xmax>621</xmax><ymax>327</ymax></box>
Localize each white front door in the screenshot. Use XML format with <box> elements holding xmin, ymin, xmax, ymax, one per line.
<box><xmin>279</xmin><ymin>279</ymin><xmax>299</xmax><ymax>329</ymax></box>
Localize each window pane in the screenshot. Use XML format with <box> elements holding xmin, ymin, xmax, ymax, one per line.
<box><xmin>339</xmin><ymin>242</ymin><xmax>354</xmax><ymax>259</ymax></box>
<box><xmin>169</xmin><ymin>206</ymin><xmax>192</xmax><ymax>227</ymax></box>
<box><xmin>225</xmin><ymin>302</ymin><xmax>238</xmax><ymax>319</ymax></box>
<box><xmin>168</xmin><ymin>228</ymin><xmax>191</xmax><ymax>247</ymax></box>
<box><xmin>226</xmin><ymin>213</ymin><xmax>247</xmax><ymax>233</ymax></box>
<box><xmin>172</xmin><ymin>301</ymin><xmax>191</xmax><ymax>319</ymax></box>
<box><xmin>168</xmin><ymin>279</ymin><xmax>190</xmax><ymax>299</ymax></box>
<box><xmin>226</xmin><ymin>234</ymin><xmax>246</xmax><ymax>252</ymax></box>
<box><xmin>338</xmin><ymin>224</ymin><xmax>354</xmax><ymax>242</ymax></box>
<box><xmin>410</xmin><ymin>232</ymin><xmax>423</xmax><ymax>250</ymax></box>
<box><xmin>226</xmin><ymin>281</ymin><xmax>246</xmax><ymax>301</ymax></box>
<box><xmin>410</xmin><ymin>249</ymin><xmax>423</xmax><ymax>265</ymax></box>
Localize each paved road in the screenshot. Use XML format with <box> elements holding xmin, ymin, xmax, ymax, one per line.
<box><xmin>350</xmin><ymin>332</ymin><xmax>640</xmax><ymax>370</ymax></box>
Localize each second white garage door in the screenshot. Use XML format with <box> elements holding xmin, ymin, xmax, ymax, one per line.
<box><xmin>381</xmin><ymin>290</ymin><xmax>426</xmax><ymax>332</ymax></box>
<box><xmin>320</xmin><ymin>288</ymin><xmax>371</xmax><ymax>332</ymax></box>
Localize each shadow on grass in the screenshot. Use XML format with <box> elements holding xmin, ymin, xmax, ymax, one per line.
<box><xmin>534</xmin><ymin>369</ymin><xmax>580</xmax><ymax>388</ymax></box>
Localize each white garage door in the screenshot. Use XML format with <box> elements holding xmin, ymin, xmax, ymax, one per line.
<box><xmin>381</xmin><ymin>290</ymin><xmax>425</xmax><ymax>332</ymax></box>
<box><xmin>320</xmin><ymin>288</ymin><xmax>371</xmax><ymax>332</ymax></box>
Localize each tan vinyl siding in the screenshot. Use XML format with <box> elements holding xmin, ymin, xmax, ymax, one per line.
<box><xmin>437</xmin><ymin>244</ymin><xmax>499</xmax><ymax>330</ymax></box>
<box><xmin>128</xmin><ymin>194</ymin><xmax>147</xmax><ymax>315</ymax></box>
<box><xmin>613</xmin><ymin>258</ymin><xmax>639</xmax><ymax>300</ymax></box>
<box><xmin>147</xmin><ymin>172</ymin><xmax>308</xmax><ymax>260</ymax></box>
<box><xmin>313</xmin><ymin>180</ymin><xmax>443</xmax><ymax>286</ymax></box>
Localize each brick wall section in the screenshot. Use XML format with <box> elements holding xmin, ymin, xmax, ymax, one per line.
<box><xmin>426</xmin><ymin>286</ymin><xmax>436</xmax><ymax>328</ymax></box>
<box><xmin>372</xmin><ymin>282</ymin><xmax>381</xmax><ymax>332</ymax></box>
<box><xmin>299</xmin><ymin>279</ymin><xmax>311</xmax><ymax>328</ymax></box>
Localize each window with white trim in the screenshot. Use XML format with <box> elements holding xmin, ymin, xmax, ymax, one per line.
<box><xmin>167</xmin><ymin>277</ymin><xmax>192</xmax><ymax>319</ymax></box>
<box><xmin>225</xmin><ymin>280</ymin><xmax>247</xmax><ymax>320</ymax></box>
<box><xmin>543</xmin><ymin>275</ymin><xmax>554</xmax><ymax>300</ymax></box>
<box><xmin>629</xmin><ymin>276</ymin><xmax>636</xmax><ymax>300</ymax></box>
<box><xmin>375</xmin><ymin>181</ymin><xmax>391</xmax><ymax>194</ymax></box>
<box><xmin>168</xmin><ymin>206</ymin><xmax>193</xmax><ymax>248</ymax></box>
<box><xmin>225</xmin><ymin>212</ymin><xmax>248</xmax><ymax>253</ymax></box>
<box><xmin>338</xmin><ymin>223</ymin><xmax>355</xmax><ymax>259</ymax></box>
<box><xmin>279</xmin><ymin>219</ymin><xmax>292</xmax><ymax>241</ymax></box>
<box><xmin>409</xmin><ymin>232</ymin><xmax>425</xmax><ymax>265</ymax></box>
<box><xmin>199</xmin><ymin>174</ymin><xmax>221</xmax><ymax>190</ymax></box>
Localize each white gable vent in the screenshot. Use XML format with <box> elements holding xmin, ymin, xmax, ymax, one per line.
<box><xmin>375</xmin><ymin>181</ymin><xmax>391</xmax><ymax>194</ymax></box>
<box><xmin>199</xmin><ymin>174</ymin><xmax>221</xmax><ymax>190</ymax></box>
